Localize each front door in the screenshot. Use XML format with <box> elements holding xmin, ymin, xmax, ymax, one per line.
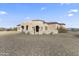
<box><xmin>36</xmin><ymin>26</ymin><xmax>39</xmax><ymax>32</ymax></box>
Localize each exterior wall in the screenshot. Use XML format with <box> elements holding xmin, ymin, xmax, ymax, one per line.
<box><xmin>29</xmin><ymin>21</ymin><xmax>44</xmax><ymax>35</ymax></box>
<box><xmin>43</xmin><ymin>23</ymin><xmax>51</xmax><ymax>34</ymax></box>
<box><xmin>19</xmin><ymin>21</ymin><xmax>45</xmax><ymax>35</ymax></box>
<box><xmin>48</xmin><ymin>24</ymin><xmax>58</xmax><ymax>30</ymax></box>
<box><xmin>46</xmin><ymin>24</ymin><xmax>58</xmax><ymax>34</ymax></box>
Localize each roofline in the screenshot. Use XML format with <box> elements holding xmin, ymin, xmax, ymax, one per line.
<box><xmin>58</xmin><ymin>23</ymin><xmax>65</xmax><ymax>25</ymax></box>
<box><xmin>17</xmin><ymin>20</ymin><xmax>66</xmax><ymax>26</ymax></box>
<box><xmin>32</xmin><ymin>20</ymin><xmax>45</xmax><ymax>22</ymax></box>
<box><xmin>46</xmin><ymin>22</ymin><xmax>59</xmax><ymax>24</ymax></box>
<box><xmin>17</xmin><ymin>24</ymin><xmax>21</xmax><ymax>26</ymax></box>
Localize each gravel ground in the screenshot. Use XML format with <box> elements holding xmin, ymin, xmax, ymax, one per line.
<box><xmin>0</xmin><ymin>31</ymin><xmax>79</xmax><ymax>56</ymax></box>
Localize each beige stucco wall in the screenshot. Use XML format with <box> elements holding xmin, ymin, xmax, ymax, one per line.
<box><xmin>20</xmin><ymin>21</ymin><xmax>45</xmax><ymax>35</ymax></box>
<box><xmin>44</xmin><ymin>24</ymin><xmax>59</xmax><ymax>34</ymax></box>
<box><xmin>48</xmin><ymin>24</ymin><xmax>59</xmax><ymax>30</ymax></box>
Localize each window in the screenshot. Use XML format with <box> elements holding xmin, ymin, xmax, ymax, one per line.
<box><xmin>21</xmin><ymin>26</ymin><xmax>24</xmax><ymax>29</ymax></box>
<box><xmin>26</xmin><ymin>25</ymin><xmax>28</xmax><ymax>30</ymax></box>
<box><xmin>45</xmin><ymin>26</ymin><xmax>48</xmax><ymax>30</ymax></box>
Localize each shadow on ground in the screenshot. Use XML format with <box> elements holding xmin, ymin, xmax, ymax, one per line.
<box><xmin>75</xmin><ymin>34</ymin><xmax>79</xmax><ymax>38</ymax></box>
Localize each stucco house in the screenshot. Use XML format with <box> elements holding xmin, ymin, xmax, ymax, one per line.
<box><xmin>17</xmin><ymin>20</ymin><xmax>66</xmax><ymax>35</ymax></box>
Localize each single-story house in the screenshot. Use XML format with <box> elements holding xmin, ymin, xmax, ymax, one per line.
<box><xmin>17</xmin><ymin>20</ymin><xmax>66</xmax><ymax>35</ymax></box>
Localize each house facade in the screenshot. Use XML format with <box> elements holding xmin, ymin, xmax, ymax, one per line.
<box><xmin>17</xmin><ymin>20</ymin><xmax>66</xmax><ymax>35</ymax></box>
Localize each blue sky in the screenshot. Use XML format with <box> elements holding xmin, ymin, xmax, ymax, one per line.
<box><xmin>0</xmin><ymin>3</ymin><xmax>79</xmax><ymax>28</ymax></box>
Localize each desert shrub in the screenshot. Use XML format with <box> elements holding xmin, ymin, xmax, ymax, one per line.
<box><xmin>58</xmin><ymin>27</ymin><xmax>68</xmax><ymax>33</ymax></box>
<box><xmin>75</xmin><ymin>34</ymin><xmax>79</xmax><ymax>38</ymax></box>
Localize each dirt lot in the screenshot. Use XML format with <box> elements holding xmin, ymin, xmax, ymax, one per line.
<box><xmin>0</xmin><ymin>31</ymin><xmax>79</xmax><ymax>56</ymax></box>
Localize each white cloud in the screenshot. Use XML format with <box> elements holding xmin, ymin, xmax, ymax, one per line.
<box><xmin>41</xmin><ymin>7</ymin><xmax>46</xmax><ymax>11</ymax></box>
<box><xmin>0</xmin><ymin>11</ymin><xmax>8</xmax><ymax>15</ymax></box>
<box><xmin>68</xmin><ymin>13</ymin><xmax>74</xmax><ymax>16</ymax></box>
<box><xmin>68</xmin><ymin>9</ymin><xmax>78</xmax><ymax>17</ymax></box>
<box><xmin>68</xmin><ymin>9</ymin><xmax>78</xmax><ymax>13</ymax></box>
<box><xmin>25</xmin><ymin>17</ymin><xmax>30</xmax><ymax>19</ymax></box>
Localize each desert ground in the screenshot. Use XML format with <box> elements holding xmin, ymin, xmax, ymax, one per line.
<box><xmin>0</xmin><ymin>31</ymin><xmax>79</xmax><ymax>56</ymax></box>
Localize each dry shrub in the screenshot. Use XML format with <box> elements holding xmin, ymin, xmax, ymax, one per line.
<box><xmin>58</xmin><ymin>27</ymin><xmax>67</xmax><ymax>33</ymax></box>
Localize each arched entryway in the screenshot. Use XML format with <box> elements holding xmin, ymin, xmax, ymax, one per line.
<box><xmin>36</xmin><ymin>26</ymin><xmax>39</xmax><ymax>32</ymax></box>
<box><xmin>21</xmin><ymin>26</ymin><xmax>24</xmax><ymax>29</ymax></box>
<box><xmin>21</xmin><ymin>26</ymin><xmax>25</xmax><ymax>33</ymax></box>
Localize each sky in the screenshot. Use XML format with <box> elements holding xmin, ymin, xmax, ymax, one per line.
<box><xmin>0</xmin><ymin>3</ymin><xmax>79</xmax><ymax>28</ymax></box>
